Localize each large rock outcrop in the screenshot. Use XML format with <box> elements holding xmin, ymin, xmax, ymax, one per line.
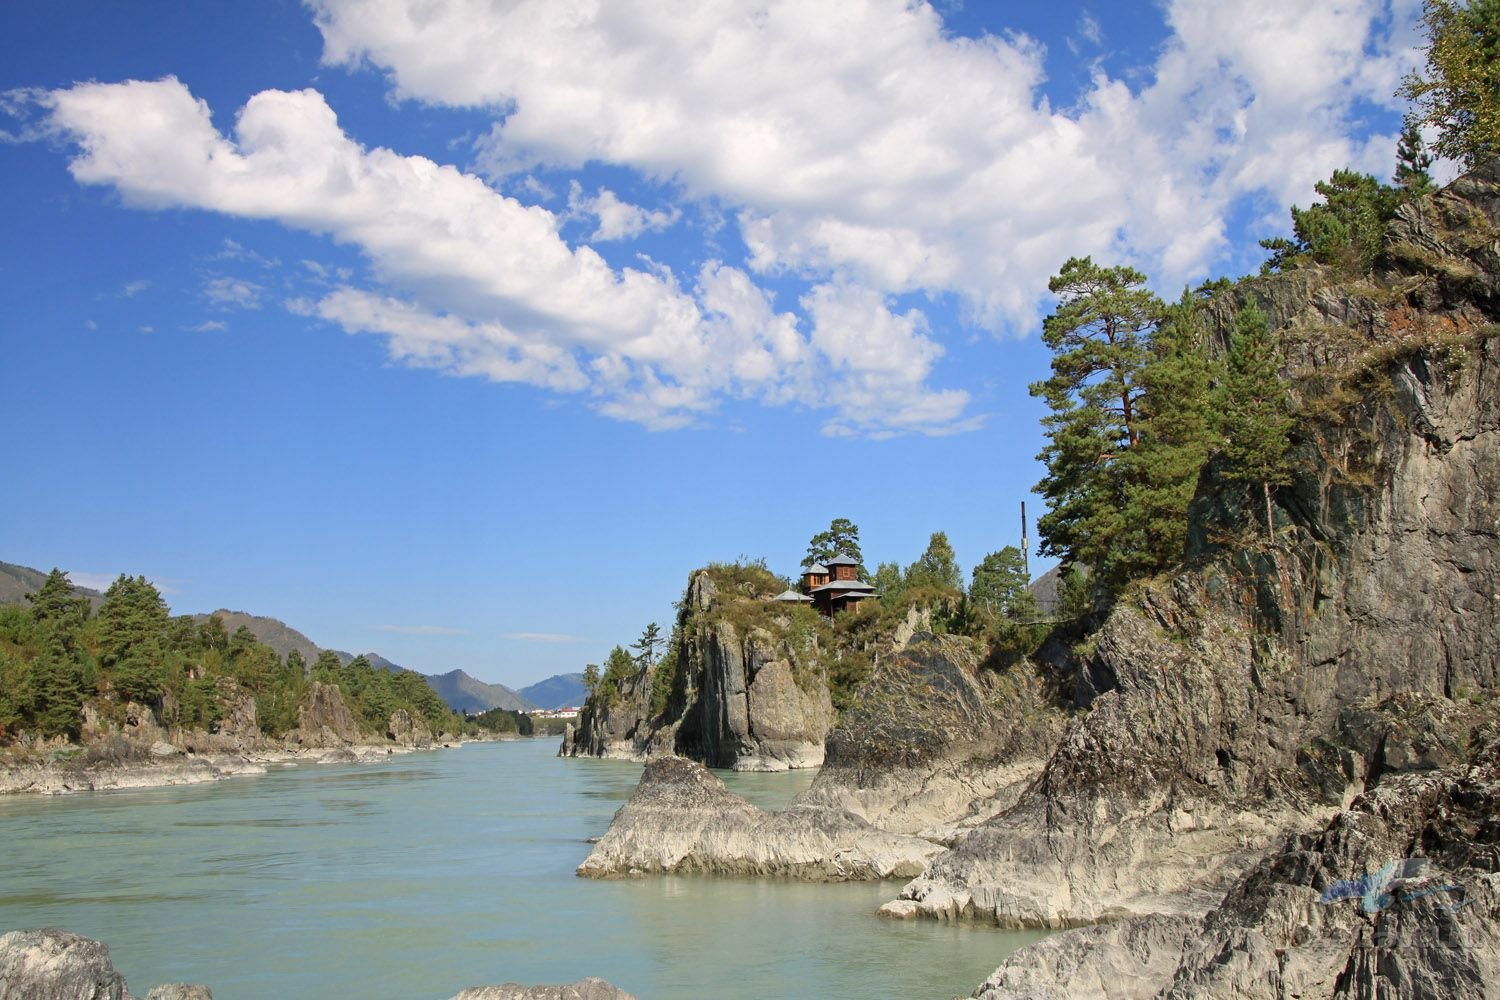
<box><xmin>884</xmin><ymin>163</ymin><xmax>1500</xmax><ymax>932</ymax></box>
<box><xmin>976</xmin><ymin>732</ymin><xmax>1500</xmax><ymax>999</ymax></box>
<box><xmin>576</xmin><ymin>755</ymin><xmax>940</xmax><ymax>880</ymax></box>
<box><xmin>577</xmin><ymin>632</ymin><xmax>1067</xmax><ymax>879</ymax></box>
<box><xmin>283</xmin><ymin>682</ymin><xmax>361</xmax><ymax>748</ymax></box>
<box><xmin>561</xmin><ymin>568</ymin><xmax>835</xmax><ymax>770</ymax></box>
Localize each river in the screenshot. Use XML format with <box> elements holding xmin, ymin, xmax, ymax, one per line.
<box><xmin>0</xmin><ymin>739</ymin><xmax>1044</xmax><ymax>998</ymax></box>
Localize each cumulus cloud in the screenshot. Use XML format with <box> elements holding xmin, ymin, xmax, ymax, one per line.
<box><xmin>566</xmin><ymin>181</ymin><xmax>679</xmax><ymax>241</ymax></box>
<box><xmin>39</xmin><ymin>76</ymin><xmax>972</xmax><ymax>435</ymax></box>
<box><xmin>312</xmin><ymin>0</ymin><xmax>1420</xmax><ymax>330</ymax></box>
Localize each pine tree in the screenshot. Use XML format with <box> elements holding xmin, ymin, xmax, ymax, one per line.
<box><xmin>1217</xmin><ymin>306</ymin><xmax>1295</xmax><ymax>543</ymax></box>
<box><xmin>27</xmin><ymin>569</ymin><xmax>89</xmax><ymax>655</ymax></box>
<box><xmin>969</xmin><ymin>547</ymin><xmax>1036</xmax><ymax>619</ymax></box>
<box><xmin>631</xmin><ymin>622</ymin><xmax>664</xmax><ymax>667</ymax></box>
<box><xmin>802</xmin><ymin>518</ymin><xmax>865</xmax><ymax>576</ymax></box>
<box><xmin>905</xmin><ymin>531</ymin><xmax>963</xmax><ymax>591</ymax></box>
<box><xmin>1031</xmin><ymin>256</ymin><xmax>1161</xmax><ymax>588</ymax></box>
<box><xmin>1259</xmin><ymin>171</ymin><xmax>1401</xmax><ymax>275</ymax></box>
<box><xmin>1394</xmin><ymin>121</ymin><xmax>1436</xmax><ymax>196</ymax></box>
<box><xmin>1114</xmin><ymin>289</ymin><xmax>1217</xmax><ymax>578</ymax></box>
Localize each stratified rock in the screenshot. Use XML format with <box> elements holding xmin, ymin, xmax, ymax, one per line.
<box><xmin>976</xmin><ymin>734</ymin><xmax>1500</xmax><ymax>999</ymax></box>
<box><xmin>448</xmin><ymin>979</ymin><xmax>635</xmax><ymax>1000</ymax></box>
<box><xmin>971</xmin><ymin>914</ymin><xmax>1198</xmax><ymax>1000</ymax></box>
<box><xmin>0</xmin><ymin>928</ymin><xmax>128</xmax><ymax>1000</ymax></box>
<box><xmin>386</xmin><ymin>708</ymin><xmax>433</xmax><ymax>748</ymax></box>
<box><xmin>577</xmin><ymin>756</ymin><xmax>939</xmax><ymax>881</ymax></box>
<box><xmin>283</xmin><ymin>682</ymin><xmax>360</xmax><ymax>748</ymax></box>
<box><xmin>802</xmin><ymin>632</ymin><xmax>1065</xmax><ymax>839</ymax></box>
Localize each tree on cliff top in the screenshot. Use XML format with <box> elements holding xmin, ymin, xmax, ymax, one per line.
<box><xmin>905</xmin><ymin>531</ymin><xmax>962</xmax><ymax>592</ymax></box>
<box><xmin>969</xmin><ymin>547</ymin><xmax>1035</xmax><ymax>620</ymax></box>
<box><xmin>1401</xmin><ymin>0</ymin><xmax>1500</xmax><ymax>169</ymax></box>
<box><xmin>1030</xmin><ymin>256</ymin><xmax>1159</xmax><ymax>587</ymax></box>
<box><xmin>802</xmin><ymin>518</ymin><xmax>865</xmax><ymax>577</ymax></box>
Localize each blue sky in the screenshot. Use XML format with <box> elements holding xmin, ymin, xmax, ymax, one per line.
<box><xmin>1</xmin><ymin>0</ymin><xmax>1427</xmax><ymax>688</ymax></box>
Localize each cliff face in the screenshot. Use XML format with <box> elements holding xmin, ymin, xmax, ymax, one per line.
<box><xmin>890</xmin><ymin>161</ymin><xmax>1500</xmax><ymax>931</ymax></box>
<box><xmin>579</xmin><ymin>164</ymin><xmax>1500</xmax><ymax>996</ymax></box>
<box><xmin>561</xmin><ymin>568</ymin><xmax>835</xmax><ymax>771</ymax></box>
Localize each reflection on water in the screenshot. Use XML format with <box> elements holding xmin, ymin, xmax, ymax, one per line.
<box><xmin>0</xmin><ymin>740</ymin><xmax>1044</xmax><ymax>999</ymax></box>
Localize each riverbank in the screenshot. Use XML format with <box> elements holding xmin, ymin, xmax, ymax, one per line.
<box><xmin>0</xmin><ymin>734</ymin><xmax>517</xmax><ymax>796</ymax></box>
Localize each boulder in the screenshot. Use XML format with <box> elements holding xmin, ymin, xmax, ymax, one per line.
<box><xmin>0</xmin><ymin>928</ymin><xmax>128</xmax><ymax>1000</ymax></box>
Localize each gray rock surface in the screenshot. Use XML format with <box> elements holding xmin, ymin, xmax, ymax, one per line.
<box><xmin>562</xmin><ymin>569</ymin><xmax>834</xmax><ymax>769</ymax></box>
<box><xmin>283</xmin><ymin>681</ymin><xmax>361</xmax><ymax>748</ymax></box>
<box><xmin>387</xmin><ymin>708</ymin><xmax>434</xmax><ymax>748</ymax></box>
<box><xmin>577</xmin><ymin>755</ymin><xmax>941</xmax><ymax>880</ymax></box>
<box><xmin>0</xmin><ymin>929</ymin><xmax>129</xmax><ymax>1000</ymax></box>
<box><xmin>448</xmin><ymin>979</ymin><xmax>636</xmax><ymax>1000</ymax></box>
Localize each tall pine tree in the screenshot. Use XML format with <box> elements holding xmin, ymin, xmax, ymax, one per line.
<box><xmin>1031</xmin><ymin>256</ymin><xmax>1161</xmax><ymax>590</ymax></box>
<box><xmin>1216</xmin><ymin>306</ymin><xmax>1294</xmax><ymax>543</ymax></box>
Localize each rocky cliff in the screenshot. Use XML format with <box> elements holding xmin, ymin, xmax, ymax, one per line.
<box><xmin>561</xmin><ymin>566</ymin><xmax>836</xmax><ymax>770</ymax></box>
<box><xmin>578</xmin><ymin>163</ymin><xmax>1500</xmax><ymax>996</ymax></box>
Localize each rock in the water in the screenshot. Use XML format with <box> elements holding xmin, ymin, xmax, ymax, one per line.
<box><xmin>0</xmin><ymin>929</ymin><xmax>214</xmax><ymax>1000</ymax></box>
<box><xmin>447</xmin><ymin>979</ymin><xmax>636</xmax><ymax>1000</ymax></box>
<box><xmin>0</xmin><ymin>929</ymin><xmax>128</xmax><ymax>1000</ymax></box>
<box><xmin>577</xmin><ymin>756</ymin><xmax>940</xmax><ymax>880</ymax></box>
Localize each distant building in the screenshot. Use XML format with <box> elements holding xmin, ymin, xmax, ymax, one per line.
<box><xmin>799</xmin><ymin>552</ymin><xmax>875</xmax><ymax>617</ymax></box>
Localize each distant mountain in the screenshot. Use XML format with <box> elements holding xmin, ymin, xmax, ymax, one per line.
<box><xmin>194</xmin><ymin>609</ymin><xmax>324</xmax><ymax>665</ymax></box>
<box><xmin>0</xmin><ymin>561</ymin><xmax>105</xmax><ymax>610</ymax></box>
<box><xmin>520</xmin><ymin>673</ymin><xmax>586</xmax><ymax>710</ymax></box>
<box><xmin>426</xmin><ymin>670</ymin><xmax>537</xmax><ymax>714</ymax></box>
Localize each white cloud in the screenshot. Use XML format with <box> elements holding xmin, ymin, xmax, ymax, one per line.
<box><xmin>202</xmin><ymin>276</ymin><xmax>264</xmax><ymax>309</ymax></box>
<box><xmin>42</xmin><ymin>76</ymin><xmax>969</xmax><ymax>435</ymax></box>
<box><xmin>502</xmin><ymin>631</ymin><xmax>590</xmax><ymax>643</ymax></box>
<box><xmin>187</xmin><ymin>320</ymin><xmax>228</xmax><ymax>332</ymax></box>
<box><xmin>311</xmin><ymin>0</ymin><xmax>1421</xmax><ymax>330</ymax></box>
<box><xmin>371</xmin><ymin>624</ymin><xmax>467</xmax><ymax>635</ymax></box>
<box><xmin>121</xmin><ymin>280</ymin><xmax>150</xmax><ymax>297</ymax></box>
<box><xmin>566</xmin><ymin>181</ymin><xmax>678</xmax><ymax>241</ymax></box>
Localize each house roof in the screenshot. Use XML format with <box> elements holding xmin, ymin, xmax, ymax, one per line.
<box><xmin>824</xmin><ymin>553</ymin><xmax>859</xmax><ymax>566</ymax></box>
<box><xmin>772</xmin><ymin>589</ymin><xmax>815</xmax><ymax>602</ymax></box>
<box><xmin>810</xmin><ymin>579</ymin><xmax>875</xmax><ymax>594</ymax></box>
<box><xmin>804</xmin><ymin>563</ymin><xmax>829</xmax><ymax>574</ymax></box>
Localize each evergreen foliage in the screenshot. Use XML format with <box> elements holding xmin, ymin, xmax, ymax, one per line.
<box><xmin>1395</xmin><ymin>121</ymin><xmax>1437</xmax><ymax>196</ymax></box>
<box><xmin>1216</xmin><ymin>306</ymin><xmax>1295</xmax><ymax>543</ymax></box>
<box><xmin>1259</xmin><ymin>170</ymin><xmax>1401</xmax><ymax>275</ymax></box>
<box><xmin>969</xmin><ymin>547</ymin><xmax>1036</xmax><ymax>620</ymax></box>
<box><xmin>1113</xmin><ymin>289</ymin><xmax>1218</xmax><ymax>579</ymax></box>
<box><xmin>631</xmin><ymin>621</ymin><xmax>664</xmax><ymax>667</ymax></box>
<box><xmin>1030</xmin><ymin>256</ymin><xmax>1165</xmax><ymax>591</ymax></box>
<box><xmin>905</xmin><ymin>531</ymin><xmax>963</xmax><ymax>591</ymax></box>
<box><xmin>802</xmin><ymin>518</ymin><xmax>866</xmax><ymax>577</ymax></box>
<box><xmin>1401</xmin><ymin>0</ymin><xmax>1500</xmax><ymax>169</ymax></box>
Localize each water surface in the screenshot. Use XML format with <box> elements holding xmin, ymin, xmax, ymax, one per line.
<box><xmin>0</xmin><ymin>739</ymin><xmax>1043</xmax><ymax>998</ymax></box>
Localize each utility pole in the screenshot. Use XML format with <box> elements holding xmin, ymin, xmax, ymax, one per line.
<box><xmin>1020</xmin><ymin>500</ymin><xmax>1030</xmax><ymax>580</ymax></box>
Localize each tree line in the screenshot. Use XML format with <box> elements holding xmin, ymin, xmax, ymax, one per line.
<box><xmin>0</xmin><ymin>569</ymin><xmax>478</xmax><ymax>744</ymax></box>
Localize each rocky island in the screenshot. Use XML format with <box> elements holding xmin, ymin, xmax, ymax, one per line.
<box><xmin>570</xmin><ymin>160</ymin><xmax>1500</xmax><ymax>997</ymax></box>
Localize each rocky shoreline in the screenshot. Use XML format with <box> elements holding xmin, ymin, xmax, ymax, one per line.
<box><xmin>0</xmin><ymin>928</ymin><xmax>636</xmax><ymax>1000</ymax></box>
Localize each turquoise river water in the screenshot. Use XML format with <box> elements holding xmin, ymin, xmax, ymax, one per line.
<box><xmin>0</xmin><ymin>738</ymin><xmax>1044</xmax><ymax>998</ymax></box>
